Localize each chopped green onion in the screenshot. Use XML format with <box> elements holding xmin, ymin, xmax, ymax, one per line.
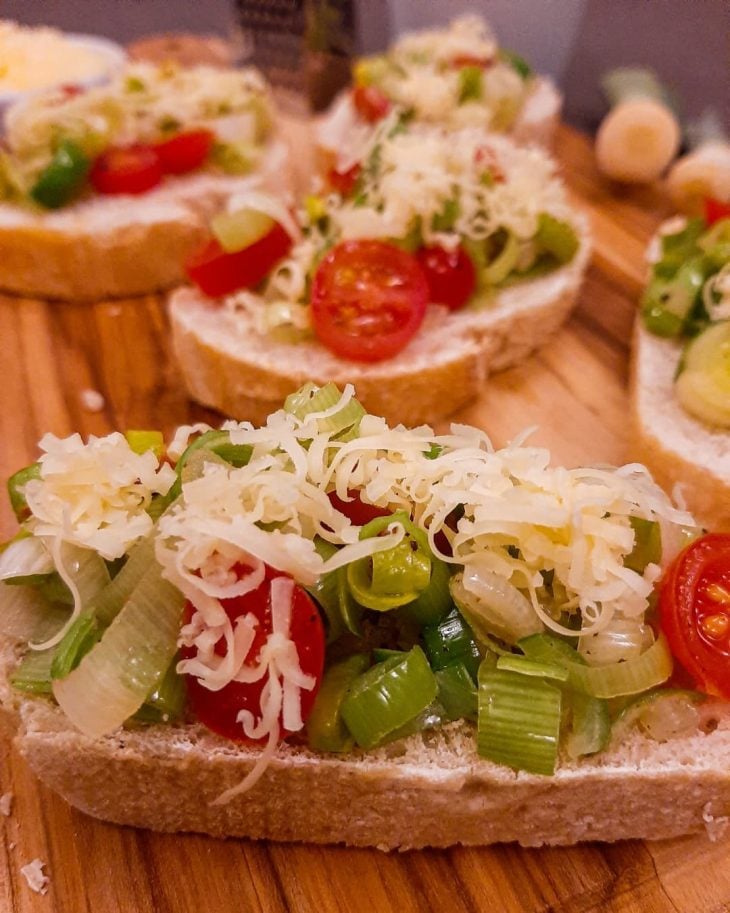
<box><xmin>284</xmin><ymin>382</ymin><xmax>365</xmax><ymax>435</ymax></box>
<box><xmin>306</xmin><ymin>653</ymin><xmax>370</xmax><ymax>752</ymax></box>
<box><xmin>500</xmin><ymin>49</ymin><xmax>532</xmax><ymax>80</ymax></box>
<box><xmin>436</xmin><ymin>661</ymin><xmax>478</xmax><ymax>721</ymax></box>
<box><xmin>50</xmin><ymin>614</ymin><xmax>101</xmax><ymax>679</ymax></box>
<box><xmin>477</xmin><ymin>666</ymin><xmax>562</xmax><ymax>776</ymax></box>
<box><xmin>422</xmin><ymin>607</ymin><xmax>482</xmax><ymax>676</ymax></box>
<box><xmin>612</xmin><ymin>687</ymin><xmax>704</xmax><ymax>743</ymax></box>
<box><xmin>458</xmin><ymin>66</ymin><xmax>483</xmax><ymax>103</ymax></box>
<box><xmin>450</xmin><ymin>569</ymin><xmax>542</xmax><ymax>645</ymax></box>
<box><xmin>134</xmin><ymin>658</ymin><xmax>187</xmax><ymax>724</ymax></box>
<box><xmin>625</xmin><ymin>517</ymin><xmax>662</xmax><ymax>572</ymax></box>
<box><xmin>484</xmin><ymin>232</ymin><xmax>520</xmax><ymax>285</ymax></box>
<box><xmin>535</xmin><ymin>213</ymin><xmax>579</xmax><ymax>264</ymax></box>
<box><xmin>6</xmin><ymin>462</ymin><xmax>41</xmax><ymax>522</ymax></box>
<box><xmin>30</xmin><ymin>140</ymin><xmax>90</xmax><ymax>209</ymax></box>
<box><xmin>10</xmin><ymin>647</ymin><xmax>55</xmax><ymax>694</ymax></box>
<box><xmin>431</xmin><ymin>198</ymin><xmax>460</xmax><ymax>232</ymax></box>
<box><xmin>519</xmin><ymin>631</ymin><xmax>673</xmax><ymax>698</ymax></box>
<box><xmin>341</xmin><ymin>646</ymin><xmax>438</xmax><ymax>749</ymax></box>
<box><xmin>347</xmin><ymin>512</ymin><xmax>432</xmax><ymax>611</ymax></box>
<box><xmin>565</xmin><ymin>692</ymin><xmax>611</xmax><ymax>759</ymax></box>
<box><xmin>496</xmin><ymin>654</ymin><xmax>569</xmax><ymax>682</ymax></box>
<box><xmin>402</xmin><ymin>557</ymin><xmax>452</xmax><ymax>625</ymax></box>
<box><xmin>125</xmin><ymin>430</ymin><xmax>165</xmax><ymax>458</ymax></box>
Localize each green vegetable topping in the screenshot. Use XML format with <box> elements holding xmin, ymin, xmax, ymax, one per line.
<box><xmin>30</xmin><ymin>140</ymin><xmax>90</xmax><ymax>210</ymax></box>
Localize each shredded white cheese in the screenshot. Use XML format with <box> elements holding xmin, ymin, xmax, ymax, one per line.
<box><xmin>20</xmin><ymin>859</ymin><xmax>49</xmax><ymax>895</ymax></box>
<box><xmin>24</xmin><ymin>431</ymin><xmax>175</xmax><ymax>560</ymax></box>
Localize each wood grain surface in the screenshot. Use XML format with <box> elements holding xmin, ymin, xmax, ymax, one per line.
<box><xmin>2</xmin><ymin>124</ymin><xmax>729</xmax><ymax>913</ymax></box>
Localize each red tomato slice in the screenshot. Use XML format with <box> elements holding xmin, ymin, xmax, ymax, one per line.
<box><xmin>182</xmin><ymin>567</ymin><xmax>325</xmax><ymax>743</ymax></box>
<box><xmin>451</xmin><ymin>54</ymin><xmax>492</xmax><ymax>68</ymax></box>
<box><xmin>311</xmin><ymin>240</ymin><xmax>429</xmax><ymax>362</ymax></box>
<box><xmin>328</xmin><ymin>489</ymin><xmax>390</xmax><ymax>526</ymax></box>
<box><xmin>89</xmin><ymin>144</ymin><xmax>163</xmax><ymax>195</ymax></box>
<box><xmin>352</xmin><ymin>85</ymin><xmax>391</xmax><ymax>123</ymax></box>
<box><xmin>659</xmin><ymin>533</ymin><xmax>730</xmax><ymax>698</ymax></box>
<box><xmin>185</xmin><ymin>223</ymin><xmax>292</xmax><ymax>298</ymax></box>
<box><xmin>155</xmin><ymin>129</ymin><xmax>214</xmax><ymax>175</ymax></box>
<box><xmin>416</xmin><ymin>245</ymin><xmax>476</xmax><ymax>311</ymax></box>
<box><xmin>705</xmin><ymin>197</ymin><xmax>730</xmax><ymax>226</ymax></box>
<box><xmin>327</xmin><ymin>163</ymin><xmax>361</xmax><ymax>196</ymax></box>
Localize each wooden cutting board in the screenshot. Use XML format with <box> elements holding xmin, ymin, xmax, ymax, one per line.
<box><xmin>2</xmin><ymin>124</ymin><xmax>730</xmax><ymax>913</ymax></box>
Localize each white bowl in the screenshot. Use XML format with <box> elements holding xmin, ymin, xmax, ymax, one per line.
<box><xmin>0</xmin><ymin>32</ymin><xmax>126</xmax><ymax>127</ymax></box>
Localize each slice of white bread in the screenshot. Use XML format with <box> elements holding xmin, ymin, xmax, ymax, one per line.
<box><xmin>3</xmin><ymin>636</ymin><xmax>730</xmax><ymax>848</ymax></box>
<box><xmin>169</xmin><ymin>220</ymin><xmax>590</xmax><ymax>427</ymax></box>
<box><xmin>0</xmin><ymin>139</ymin><xmax>292</xmax><ymax>301</ymax></box>
<box><xmin>630</xmin><ymin>322</ymin><xmax>730</xmax><ymax>532</ymax></box>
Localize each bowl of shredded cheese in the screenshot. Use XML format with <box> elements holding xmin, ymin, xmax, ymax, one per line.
<box><xmin>0</xmin><ymin>21</ymin><xmax>126</xmax><ymax>124</ymax></box>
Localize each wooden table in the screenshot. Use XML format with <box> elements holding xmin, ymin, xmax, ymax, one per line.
<box><xmin>2</xmin><ymin>125</ymin><xmax>730</xmax><ymax>913</ymax></box>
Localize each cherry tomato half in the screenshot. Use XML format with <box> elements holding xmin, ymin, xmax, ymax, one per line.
<box><xmin>182</xmin><ymin>567</ymin><xmax>325</xmax><ymax>743</ymax></box>
<box><xmin>352</xmin><ymin>85</ymin><xmax>391</xmax><ymax>123</ymax></box>
<box><xmin>659</xmin><ymin>533</ymin><xmax>730</xmax><ymax>698</ymax></box>
<box><xmin>450</xmin><ymin>54</ymin><xmax>492</xmax><ymax>68</ymax></box>
<box><xmin>327</xmin><ymin>162</ymin><xmax>361</xmax><ymax>197</ymax></box>
<box><xmin>416</xmin><ymin>244</ymin><xmax>476</xmax><ymax>311</ymax></box>
<box><xmin>89</xmin><ymin>144</ymin><xmax>163</xmax><ymax>195</ymax></box>
<box><xmin>705</xmin><ymin>197</ymin><xmax>730</xmax><ymax>226</ymax></box>
<box><xmin>310</xmin><ymin>240</ymin><xmax>429</xmax><ymax>362</ymax></box>
<box><xmin>328</xmin><ymin>489</ymin><xmax>390</xmax><ymax>526</ymax></box>
<box><xmin>155</xmin><ymin>129</ymin><xmax>214</xmax><ymax>175</ymax></box>
<box><xmin>185</xmin><ymin>222</ymin><xmax>292</xmax><ymax>298</ymax></box>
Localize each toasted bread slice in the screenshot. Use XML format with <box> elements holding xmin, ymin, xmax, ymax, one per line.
<box><xmin>3</xmin><ymin>636</ymin><xmax>730</xmax><ymax>848</ymax></box>
<box><xmin>168</xmin><ymin>220</ymin><xmax>590</xmax><ymax>427</ymax></box>
<box><xmin>0</xmin><ymin>140</ymin><xmax>291</xmax><ymax>302</ymax></box>
<box><xmin>630</xmin><ymin>322</ymin><xmax>730</xmax><ymax>531</ymax></box>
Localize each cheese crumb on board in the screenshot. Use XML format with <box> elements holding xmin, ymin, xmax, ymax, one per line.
<box><xmin>20</xmin><ymin>859</ymin><xmax>49</xmax><ymax>894</ymax></box>
<box><xmin>79</xmin><ymin>388</ymin><xmax>105</xmax><ymax>413</ymax></box>
<box><xmin>0</xmin><ymin>792</ymin><xmax>12</xmax><ymax>816</ymax></box>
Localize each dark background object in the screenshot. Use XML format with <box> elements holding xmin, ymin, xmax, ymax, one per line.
<box><xmin>2</xmin><ymin>0</ymin><xmax>727</xmax><ymax>130</ymax></box>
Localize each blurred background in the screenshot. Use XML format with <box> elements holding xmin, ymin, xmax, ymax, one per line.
<box><xmin>2</xmin><ymin>0</ymin><xmax>727</xmax><ymax>130</ymax></box>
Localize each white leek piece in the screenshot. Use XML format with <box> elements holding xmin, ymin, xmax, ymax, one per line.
<box><xmin>596</xmin><ymin>67</ymin><xmax>680</xmax><ymax>183</ymax></box>
<box><xmin>53</xmin><ymin>561</ymin><xmax>184</xmax><ymax>737</ymax></box>
<box><xmin>667</xmin><ymin>109</ymin><xmax>730</xmax><ymax>215</ymax></box>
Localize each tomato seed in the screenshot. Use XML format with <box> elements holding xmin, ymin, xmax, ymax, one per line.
<box><xmin>701</xmin><ymin>613</ymin><xmax>730</xmax><ymax>639</ymax></box>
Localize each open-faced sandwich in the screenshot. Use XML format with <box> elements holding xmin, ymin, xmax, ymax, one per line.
<box><xmin>316</xmin><ymin>15</ymin><xmax>560</xmax><ymax>173</ymax></box>
<box><xmin>0</xmin><ymin>61</ymin><xmax>290</xmax><ymax>300</ymax></box>
<box><xmin>631</xmin><ymin>198</ymin><xmax>730</xmax><ymax>530</ymax></box>
<box><xmin>170</xmin><ymin>115</ymin><xmax>589</xmax><ymax>426</ymax></box>
<box><xmin>2</xmin><ymin>384</ymin><xmax>730</xmax><ymax>849</ymax></box>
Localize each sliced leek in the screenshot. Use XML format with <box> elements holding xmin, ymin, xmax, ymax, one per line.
<box><xmin>52</xmin><ymin>560</ymin><xmax>185</xmax><ymax>737</ymax></box>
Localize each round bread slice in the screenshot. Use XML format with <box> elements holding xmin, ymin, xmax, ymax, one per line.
<box><xmin>169</xmin><ymin>221</ymin><xmax>590</xmax><ymax>427</ymax></box>
<box><xmin>0</xmin><ymin>139</ymin><xmax>291</xmax><ymax>301</ymax></box>
<box><xmin>3</xmin><ymin>635</ymin><xmax>730</xmax><ymax>848</ymax></box>
<box><xmin>630</xmin><ymin>321</ymin><xmax>730</xmax><ymax>531</ymax></box>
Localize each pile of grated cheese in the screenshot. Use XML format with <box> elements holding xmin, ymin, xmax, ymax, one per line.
<box><xmin>369</xmin><ymin>16</ymin><xmax>530</xmax><ymax>131</ymax></box>
<box><xmin>23</xmin><ymin>431</ymin><xmax>175</xmax><ymax>560</ymax></box>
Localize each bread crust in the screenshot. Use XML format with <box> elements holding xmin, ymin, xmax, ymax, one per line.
<box><xmin>169</xmin><ymin>225</ymin><xmax>590</xmax><ymax>427</ymax></box>
<box><xmin>0</xmin><ymin>140</ymin><xmax>292</xmax><ymax>302</ymax></box>
<box><xmin>3</xmin><ymin>639</ymin><xmax>730</xmax><ymax>849</ymax></box>
<box><xmin>630</xmin><ymin>322</ymin><xmax>730</xmax><ymax>531</ymax></box>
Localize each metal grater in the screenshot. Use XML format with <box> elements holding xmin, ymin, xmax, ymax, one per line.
<box><xmin>231</xmin><ymin>0</ymin><xmax>357</xmax><ymax>112</ymax></box>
